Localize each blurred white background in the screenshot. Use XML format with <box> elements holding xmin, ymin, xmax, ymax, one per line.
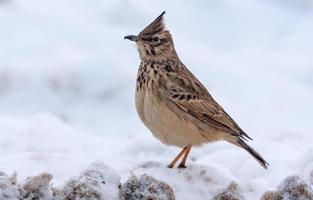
<box><xmin>0</xmin><ymin>0</ymin><xmax>312</xmax><ymax>199</ymax></box>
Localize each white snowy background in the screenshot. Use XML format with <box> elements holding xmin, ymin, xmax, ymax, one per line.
<box><xmin>0</xmin><ymin>0</ymin><xmax>313</xmax><ymax>199</ymax></box>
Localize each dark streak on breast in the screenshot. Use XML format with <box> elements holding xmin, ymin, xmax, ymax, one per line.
<box><xmin>164</xmin><ymin>64</ymin><xmax>174</xmax><ymax>72</ymax></box>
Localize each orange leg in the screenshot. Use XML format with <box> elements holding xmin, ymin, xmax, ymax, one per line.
<box><xmin>178</xmin><ymin>147</ymin><xmax>191</xmax><ymax>168</ymax></box>
<box><xmin>167</xmin><ymin>147</ymin><xmax>188</xmax><ymax>168</ymax></box>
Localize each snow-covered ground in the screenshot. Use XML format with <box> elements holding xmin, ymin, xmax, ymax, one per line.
<box><xmin>0</xmin><ymin>0</ymin><xmax>313</xmax><ymax>199</ymax></box>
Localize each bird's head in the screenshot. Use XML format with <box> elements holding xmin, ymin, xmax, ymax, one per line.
<box><xmin>124</xmin><ymin>11</ymin><xmax>177</xmax><ymax>61</ymax></box>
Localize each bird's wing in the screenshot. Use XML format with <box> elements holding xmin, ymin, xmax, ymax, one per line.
<box><xmin>165</xmin><ymin>67</ymin><xmax>252</xmax><ymax>141</ymax></box>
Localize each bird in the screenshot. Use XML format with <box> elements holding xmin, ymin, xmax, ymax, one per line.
<box><xmin>124</xmin><ymin>11</ymin><xmax>268</xmax><ymax>169</ymax></box>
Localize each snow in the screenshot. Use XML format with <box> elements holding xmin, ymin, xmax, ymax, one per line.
<box><xmin>0</xmin><ymin>0</ymin><xmax>313</xmax><ymax>199</ymax></box>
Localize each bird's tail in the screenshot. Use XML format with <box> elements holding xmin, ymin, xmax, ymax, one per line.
<box><xmin>230</xmin><ymin>139</ymin><xmax>269</xmax><ymax>169</ymax></box>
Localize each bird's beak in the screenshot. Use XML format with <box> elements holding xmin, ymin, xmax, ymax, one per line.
<box><xmin>124</xmin><ymin>35</ymin><xmax>138</xmax><ymax>42</ymax></box>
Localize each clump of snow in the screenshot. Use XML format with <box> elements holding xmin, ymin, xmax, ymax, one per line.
<box><xmin>261</xmin><ymin>175</ymin><xmax>313</xmax><ymax>200</ymax></box>
<box><xmin>120</xmin><ymin>173</ymin><xmax>175</xmax><ymax>200</ymax></box>
<box><xmin>19</xmin><ymin>172</ymin><xmax>53</xmax><ymax>200</ymax></box>
<box><xmin>213</xmin><ymin>181</ymin><xmax>245</xmax><ymax>200</ymax></box>
<box><xmin>0</xmin><ymin>172</ymin><xmax>18</xmax><ymax>200</ymax></box>
<box><xmin>58</xmin><ymin>162</ymin><xmax>120</xmax><ymax>200</ymax></box>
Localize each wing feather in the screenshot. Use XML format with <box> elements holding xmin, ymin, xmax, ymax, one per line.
<box><xmin>165</xmin><ymin>65</ymin><xmax>251</xmax><ymax>141</ymax></box>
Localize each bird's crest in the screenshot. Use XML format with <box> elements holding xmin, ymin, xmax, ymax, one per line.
<box><xmin>140</xmin><ymin>11</ymin><xmax>166</xmax><ymax>36</ymax></box>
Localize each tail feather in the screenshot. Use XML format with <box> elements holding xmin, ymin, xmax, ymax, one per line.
<box><xmin>236</xmin><ymin>139</ymin><xmax>269</xmax><ymax>169</ymax></box>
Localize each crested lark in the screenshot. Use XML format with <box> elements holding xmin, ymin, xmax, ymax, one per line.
<box><xmin>125</xmin><ymin>11</ymin><xmax>268</xmax><ymax>169</ymax></box>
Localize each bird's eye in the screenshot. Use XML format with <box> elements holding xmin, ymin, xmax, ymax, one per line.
<box><xmin>153</xmin><ymin>37</ymin><xmax>160</xmax><ymax>42</ymax></box>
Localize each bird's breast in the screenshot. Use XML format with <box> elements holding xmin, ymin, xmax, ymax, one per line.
<box><xmin>134</xmin><ymin>61</ymin><xmax>211</xmax><ymax>147</ymax></box>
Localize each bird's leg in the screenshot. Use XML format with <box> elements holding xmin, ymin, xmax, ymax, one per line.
<box><xmin>178</xmin><ymin>146</ymin><xmax>191</xmax><ymax>168</ymax></box>
<box><xmin>167</xmin><ymin>147</ymin><xmax>188</xmax><ymax>168</ymax></box>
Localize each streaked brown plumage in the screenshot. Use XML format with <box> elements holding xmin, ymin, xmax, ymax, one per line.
<box><xmin>125</xmin><ymin>11</ymin><xmax>268</xmax><ymax>169</ymax></box>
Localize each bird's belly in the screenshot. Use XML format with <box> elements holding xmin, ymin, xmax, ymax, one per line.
<box><xmin>136</xmin><ymin>91</ymin><xmax>209</xmax><ymax>147</ymax></box>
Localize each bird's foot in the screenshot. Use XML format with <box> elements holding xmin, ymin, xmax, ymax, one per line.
<box><xmin>167</xmin><ymin>164</ymin><xmax>174</xmax><ymax>168</ymax></box>
<box><xmin>177</xmin><ymin>164</ymin><xmax>187</xmax><ymax>168</ymax></box>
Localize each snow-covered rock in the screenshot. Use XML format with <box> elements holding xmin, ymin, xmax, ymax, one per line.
<box><xmin>278</xmin><ymin>176</ymin><xmax>313</xmax><ymax>200</ymax></box>
<box><xmin>58</xmin><ymin>162</ymin><xmax>120</xmax><ymax>200</ymax></box>
<box><xmin>19</xmin><ymin>172</ymin><xmax>53</xmax><ymax>200</ymax></box>
<box><xmin>0</xmin><ymin>171</ymin><xmax>18</xmax><ymax>200</ymax></box>
<box><xmin>120</xmin><ymin>173</ymin><xmax>175</xmax><ymax>200</ymax></box>
<box><xmin>261</xmin><ymin>175</ymin><xmax>313</xmax><ymax>200</ymax></box>
<box><xmin>261</xmin><ymin>191</ymin><xmax>282</xmax><ymax>200</ymax></box>
<box><xmin>213</xmin><ymin>181</ymin><xmax>245</xmax><ymax>200</ymax></box>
